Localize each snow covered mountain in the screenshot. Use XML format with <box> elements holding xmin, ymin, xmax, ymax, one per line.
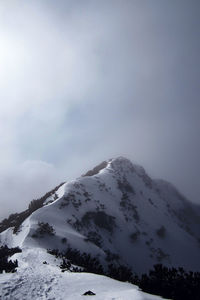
<box><xmin>1</xmin><ymin>156</ymin><xmax>200</xmax><ymax>276</ymax></box>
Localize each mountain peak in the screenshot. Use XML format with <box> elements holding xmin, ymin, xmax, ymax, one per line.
<box><xmin>82</xmin><ymin>156</ymin><xmax>137</xmax><ymax>178</ymax></box>
<box><xmin>108</xmin><ymin>156</ymin><xmax>135</xmax><ymax>173</ymax></box>
<box><xmin>1</xmin><ymin>156</ymin><xmax>200</xmax><ymax>277</ymax></box>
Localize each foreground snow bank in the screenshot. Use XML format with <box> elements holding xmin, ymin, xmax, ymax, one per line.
<box><xmin>0</xmin><ymin>248</ymin><xmax>166</xmax><ymax>300</ymax></box>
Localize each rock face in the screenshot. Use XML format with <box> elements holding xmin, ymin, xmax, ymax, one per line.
<box><xmin>1</xmin><ymin>157</ymin><xmax>200</xmax><ymax>274</ymax></box>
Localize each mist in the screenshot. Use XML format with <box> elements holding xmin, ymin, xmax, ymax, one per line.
<box><xmin>0</xmin><ymin>0</ymin><xmax>200</xmax><ymax>220</ymax></box>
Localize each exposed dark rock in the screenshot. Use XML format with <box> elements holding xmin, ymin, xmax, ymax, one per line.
<box><xmin>83</xmin><ymin>290</ymin><xmax>96</xmax><ymax>296</ymax></box>
<box><xmin>82</xmin><ymin>161</ymin><xmax>108</xmax><ymax>177</ymax></box>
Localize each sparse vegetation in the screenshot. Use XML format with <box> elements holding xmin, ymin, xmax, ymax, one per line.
<box><xmin>155</xmin><ymin>248</ymin><xmax>169</xmax><ymax>262</ymax></box>
<box><xmin>61</xmin><ymin>237</ymin><xmax>67</xmax><ymax>244</ymax></box>
<box><xmin>105</xmin><ymin>249</ymin><xmax>120</xmax><ymax>262</ymax></box>
<box><xmin>0</xmin><ymin>182</ymin><xmax>64</xmax><ymax>234</ymax></box>
<box><xmin>32</xmin><ymin>222</ymin><xmax>55</xmax><ymax>238</ymax></box>
<box><xmin>84</xmin><ymin>231</ymin><xmax>102</xmax><ymax>247</ymax></box>
<box><xmin>59</xmin><ymin>192</ymin><xmax>82</xmax><ymax>210</ymax></box>
<box><xmin>0</xmin><ymin>245</ymin><xmax>21</xmax><ymax>273</ymax></box>
<box><xmin>47</xmin><ymin>247</ymin><xmax>200</xmax><ymax>300</ymax></box>
<box><xmin>117</xmin><ymin>178</ymin><xmax>135</xmax><ymax>194</ymax></box>
<box><xmin>81</xmin><ymin>211</ymin><xmax>116</xmax><ymax>233</ymax></box>
<box><xmin>130</xmin><ymin>231</ymin><xmax>140</xmax><ymax>242</ymax></box>
<box><xmin>120</xmin><ymin>193</ymin><xmax>140</xmax><ymax>223</ymax></box>
<box><xmin>48</xmin><ymin>247</ymin><xmax>133</xmax><ymax>281</ymax></box>
<box><xmin>48</xmin><ymin>248</ymin><xmax>104</xmax><ymax>275</ymax></box>
<box><xmin>137</xmin><ymin>264</ymin><xmax>200</xmax><ymax>300</ymax></box>
<box><xmin>107</xmin><ymin>263</ymin><xmax>134</xmax><ymax>282</ymax></box>
<box><xmin>148</xmin><ymin>198</ymin><xmax>156</xmax><ymax>207</ymax></box>
<box><xmin>156</xmin><ymin>226</ymin><xmax>166</xmax><ymax>238</ymax></box>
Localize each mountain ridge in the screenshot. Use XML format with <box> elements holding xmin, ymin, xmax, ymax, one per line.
<box><xmin>0</xmin><ymin>156</ymin><xmax>200</xmax><ymax>275</ymax></box>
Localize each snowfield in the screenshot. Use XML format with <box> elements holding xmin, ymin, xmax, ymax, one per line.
<box><xmin>0</xmin><ymin>247</ymin><xmax>165</xmax><ymax>300</ymax></box>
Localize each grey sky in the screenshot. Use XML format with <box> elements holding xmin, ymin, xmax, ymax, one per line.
<box><xmin>0</xmin><ymin>0</ymin><xmax>200</xmax><ymax>220</ymax></box>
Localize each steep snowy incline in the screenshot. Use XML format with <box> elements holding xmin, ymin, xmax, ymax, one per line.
<box><xmin>1</xmin><ymin>157</ymin><xmax>200</xmax><ymax>274</ymax></box>
<box><xmin>0</xmin><ymin>248</ymin><xmax>164</xmax><ymax>300</ymax></box>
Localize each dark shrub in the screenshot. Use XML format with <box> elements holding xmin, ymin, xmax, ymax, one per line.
<box><xmin>82</xmin><ymin>211</ymin><xmax>116</xmax><ymax>233</ymax></box>
<box><xmin>0</xmin><ymin>182</ymin><xmax>64</xmax><ymax>234</ymax></box>
<box><xmin>61</xmin><ymin>237</ymin><xmax>67</xmax><ymax>244</ymax></box>
<box><xmin>107</xmin><ymin>264</ymin><xmax>134</xmax><ymax>282</ymax></box>
<box><xmin>0</xmin><ymin>245</ymin><xmax>21</xmax><ymax>273</ymax></box>
<box><xmin>33</xmin><ymin>222</ymin><xmax>55</xmax><ymax>237</ymax></box>
<box><xmin>156</xmin><ymin>226</ymin><xmax>166</xmax><ymax>238</ymax></box>
<box><xmin>137</xmin><ymin>264</ymin><xmax>200</xmax><ymax>300</ymax></box>
<box><xmin>130</xmin><ymin>231</ymin><xmax>140</xmax><ymax>242</ymax></box>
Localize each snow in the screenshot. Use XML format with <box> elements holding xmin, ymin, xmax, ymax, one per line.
<box><xmin>0</xmin><ymin>156</ymin><xmax>199</xmax><ymax>299</ymax></box>
<box><xmin>0</xmin><ymin>248</ymin><xmax>165</xmax><ymax>300</ymax></box>
<box><xmin>1</xmin><ymin>157</ymin><xmax>200</xmax><ymax>274</ymax></box>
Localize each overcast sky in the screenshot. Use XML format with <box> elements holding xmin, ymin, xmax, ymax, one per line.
<box><xmin>0</xmin><ymin>0</ymin><xmax>200</xmax><ymax>220</ymax></box>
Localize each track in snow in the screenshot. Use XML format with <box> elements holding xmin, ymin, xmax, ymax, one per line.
<box><xmin>0</xmin><ymin>248</ymin><xmax>164</xmax><ymax>300</ymax></box>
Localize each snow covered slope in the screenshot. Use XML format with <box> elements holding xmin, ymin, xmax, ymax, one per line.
<box><xmin>1</xmin><ymin>157</ymin><xmax>200</xmax><ymax>274</ymax></box>
<box><xmin>0</xmin><ymin>247</ymin><xmax>164</xmax><ymax>300</ymax></box>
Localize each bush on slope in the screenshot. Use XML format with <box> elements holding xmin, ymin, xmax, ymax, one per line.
<box><xmin>48</xmin><ymin>248</ymin><xmax>200</xmax><ymax>300</ymax></box>
<box><xmin>0</xmin><ymin>245</ymin><xmax>21</xmax><ymax>273</ymax></box>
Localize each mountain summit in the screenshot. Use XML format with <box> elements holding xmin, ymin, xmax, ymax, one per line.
<box><xmin>1</xmin><ymin>157</ymin><xmax>200</xmax><ymax>274</ymax></box>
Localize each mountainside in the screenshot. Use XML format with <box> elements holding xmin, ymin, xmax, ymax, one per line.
<box><xmin>1</xmin><ymin>157</ymin><xmax>200</xmax><ymax>275</ymax></box>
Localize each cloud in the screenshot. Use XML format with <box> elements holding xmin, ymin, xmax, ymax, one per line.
<box><xmin>0</xmin><ymin>0</ymin><xmax>200</xmax><ymax>220</ymax></box>
<box><xmin>0</xmin><ymin>160</ymin><xmax>63</xmax><ymax>220</ymax></box>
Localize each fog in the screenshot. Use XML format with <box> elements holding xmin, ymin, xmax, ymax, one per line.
<box><xmin>0</xmin><ymin>0</ymin><xmax>200</xmax><ymax>220</ymax></box>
